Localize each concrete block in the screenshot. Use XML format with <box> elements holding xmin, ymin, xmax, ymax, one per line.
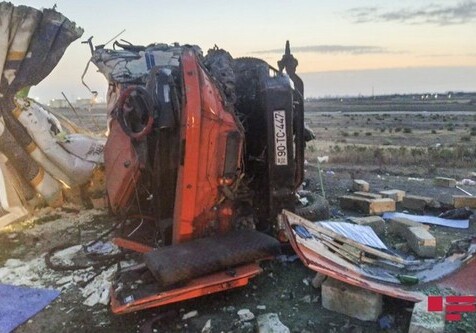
<box><xmin>379</xmin><ymin>189</ymin><xmax>405</xmax><ymax>202</ymax></box>
<box><xmin>387</xmin><ymin>217</ymin><xmax>430</xmax><ymax>236</ymax></box>
<box><xmin>352</xmin><ymin>179</ymin><xmax>370</xmax><ymax>192</ymax></box>
<box><xmin>408</xmin><ymin>298</ymin><xmax>444</xmax><ymax>333</ymax></box>
<box><xmin>347</xmin><ymin>216</ymin><xmax>386</xmax><ymax>235</ymax></box>
<box><xmin>405</xmin><ymin>227</ymin><xmax>436</xmax><ymax>258</ymax></box>
<box><xmin>321</xmin><ymin>278</ymin><xmax>382</xmax><ymax>321</ymax></box>
<box><xmin>311</xmin><ymin>272</ymin><xmax>327</xmax><ymax>289</ymax></box>
<box><xmin>353</xmin><ymin>192</ymin><xmax>382</xmax><ymax>199</ymax></box>
<box><xmin>257</xmin><ymin>313</ymin><xmax>290</xmax><ymax>333</ymax></box>
<box><xmin>340</xmin><ymin>196</ymin><xmax>395</xmax><ymax>215</ymax></box>
<box><xmin>401</xmin><ymin>195</ymin><xmax>434</xmax><ymax>211</ymax></box>
<box><xmin>453</xmin><ymin>195</ymin><xmax>476</xmax><ymax>209</ymax></box>
<box><xmin>434</xmin><ymin>177</ymin><xmax>456</xmax><ymax>188</ymax></box>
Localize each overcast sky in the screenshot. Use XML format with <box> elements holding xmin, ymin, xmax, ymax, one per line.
<box><xmin>9</xmin><ymin>0</ymin><xmax>476</xmax><ymax>101</ymax></box>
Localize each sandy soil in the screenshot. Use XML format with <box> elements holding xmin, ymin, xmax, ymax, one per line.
<box><xmin>1</xmin><ymin>103</ymin><xmax>475</xmax><ymax>333</ymax></box>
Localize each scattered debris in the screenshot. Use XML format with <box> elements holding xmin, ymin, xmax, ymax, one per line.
<box><xmin>453</xmin><ymin>195</ymin><xmax>476</xmax><ymax>208</ymax></box>
<box><xmin>182</xmin><ymin>310</ymin><xmax>198</xmax><ymax>320</ymax></box>
<box><xmin>352</xmin><ymin>191</ymin><xmax>382</xmax><ymax>199</ymax></box>
<box><xmin>340</xmin><ymin>195</ymin><xmax>395</xmax><ymax>214</ymax></box>
<box><xmin>321</xmin><ymin>278</ymin><xmax>383</xmax><ymax>321</ymax></box>
<box><xmin>408</xmin><ymin>298</ymin><xmax>444</xmax><ymax>333</ymax></box>
<box><xmin>378</xmin><ymin>314</ymin><xmax>395</xmax><ymax>329</ymax></box>
<box><xmin>459</xmin><ymin>178</ymin><xmax>476</xmax><ymax>186</ymax></box>
<box><xmin>433</xmin><ymin>177</ymin><xmax>456</xmax><ymax>188</ymax></box>
<box><xmin>81</xmin><ymin>266</ymin><xmax>116</xmax><ymax>306</ymax></box>
<box><xmin>283</xmin><ymin>210</ymin><xmax>476</xmax><ymax>301</ymax></box>
<box><xmin>237</xmin><ymin>309</ymin><xmax>255</xmax><ymax>322</ymax></box>
<box><xmin>384</xmin><ymin>212</ymin><xmax>469</xmax><ymax>229</ymax></box>
<box><xmin>346</xmin><ymin>216</ymin><xmax>385</xmax><ymax>235</ymax></box>
<box><xmin>201</xmin><ymin>319</ymin><xmax>212</xmax><ymax>333</ymax></box>
<box><xmin>352</xmin><ymin>179</ymin><xmax>369</xmax><ymax>192</ymax></box>
<box><xmin>401</xmin><ymin>194</ymin><xmax>439</xmax><ymax>211</ymax></box>
<box><xmin>256</xmin><ymin>313</ymin><xmax>290</xmax><ymax>333</ymax></box>
<box><xmin>404</xmin><ymin>227</ymin><xmax>437</xmax><ymax>258</ymax></box>
<box><xmin>311</xmin><ymin>272</ymin><xmax>327</xmax><ymax>289</ymax></box>
<box><xmin>439</xmin><ymin>207</ymin><xmax>473</xmax><ymax>219</ymax></box>
<box><xmin>379</xmin><ymin>189</ymin><xmax>405</xmax><ymax>202</ymax></box>
<box><xmin>319</xmin><ymin>221</ymin><xmax>387</xmax><ymax>249</ymax></box>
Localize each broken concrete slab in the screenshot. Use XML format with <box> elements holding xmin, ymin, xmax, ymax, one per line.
<box><xmin>352</xmin><ymin>179</ymin><xmax>369</xmax><ymax>192</ymax></box>
<box><xmin>405</xmin><ymin>227</ymin><xmax>436</xmax><ymax>258</ymax></box>
<box><xmin>347</xmin><ymin>216</ymin><xmax>385</xmax><ymax>235</ymax></box>
<box><xmin>340</xmin><ymin>196</ymin><xmax>395</xmax><ymax>215</ymax></box>
<box><xmin>434</xmin><ymin>177</ymin><xmax>456</xmax><ymax>188</ymax></box>
<box><xmin>387</xmin><ymin>217</ymin><xmax>430</xmax><ymax>236</ymax></box>
<box><xmin>408</xmin><ymin>298</ymin><xmax>444</xmax><ymax>333</ymax></box>
<box><xmin>353</xmin><ymin>192</ymin><xmax>382</xmax><ymax>199</ymax></box>
<box><xmin>257</xmin><ymin>313</ymin><xmax>290</xmax><ymax>333</ymax></box>
<box><xmin>321</xmin><ymin>278</ymin><xmax>382</xmax><ymax>321</ymax></box>
<box><xmin>401</xmin><ymin>195</ymin><xmax>436</xmax><ymax>211</ymax></box>
<box><xmin>384</xmin><ymin>212</ymin><xmax>469</xmax><ymax>229</ymax></box>
<box><xmin>379</xmin><ymin>189</ymin><xmax>405</xmax><ymax>202</ymax></box>
<box><xmin>453</xmin><ymin>195</ymin><xmax>476</xmax><ymax>209</ymax></box>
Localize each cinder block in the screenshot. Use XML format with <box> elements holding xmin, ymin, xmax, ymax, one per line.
<box><xmin>401</xmin><ymin>195</ymin><xmax>434</xmax><ymax>211</ymax></box>
<box><xmin>379</xmin><ymin>189</ymin><xmax>405</xmax><ymax>202</ymax></box>
<box><xmin>340</xmin><ymin>196</ymin><xmax>395</xmax><ymax>215</ymax></box>
<box><xmin>408</xmin><ymin>298</ymin><xmax>444</xmax><ymax>333</ymax></box>
<box><xmin>404</xmin><ymin>227</ymin><xmax>436</xmax><ymax>258</ymax></box>
<box><xmin>387</xmin><ymin>217</ymin><xmax>430</xmax><ymax>236</ymax></box>
<box><xmin>453</xmin><ymin>195</ymin><xmax>476</xmax><ymax>209</ymax></box>
<box><xmin>321</xmin><ymin>278</ymin><xmax>382</xmax><ymax>321</ymax></box>
<box><xmin>352</xmin><ymin>179</ymin><xmax>369</xmax><ymax>192</ymax></box>
<box><xmin>353</xmin><ymin>192</ymin><xmax>382</xmax><ymax>200</ymax></box>
<box><xmin>347</xmin><ymin>216</ymin><xmax>385</xmax><ymax>235</ymax></box>
<box><xmin>434</xmin><ymin>177</ymin><xmax>456</xmax><ymax>188</ymax></box>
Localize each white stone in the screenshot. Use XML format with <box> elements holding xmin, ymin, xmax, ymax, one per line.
<box><xmin>257</xmin><ymin>313</ymin><xmax>290</xmax><ymax>333</ymax></box>
<box><xmin>237</xmin><ymin>308</ymin><xmax>255</xmax><ymax>321</ymax></box>
<box><xmin>201</xmin><ymin>319</ymin><xmax>211</xmax><ymax>333</ymax></box>
<box><xmin>182</xmin><ymin>310</ymin><xmax>198</xmax><ymax>320</ymax></box>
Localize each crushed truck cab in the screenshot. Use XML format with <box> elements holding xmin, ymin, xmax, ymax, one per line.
<box><xmin>90</xmin><ymin>41</ymin><xmax>307</xmax><ymax>313</ymax></box>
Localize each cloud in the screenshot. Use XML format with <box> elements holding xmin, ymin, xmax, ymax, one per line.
<box><xmin>346</xmin><ymin>1</ymin><xmax>476</xmax><ymax>25</ymax></box>
<box><xmin>252</xmin><ymin>45</ymin><xmax>389</xmax><ymax>55</ymax></box>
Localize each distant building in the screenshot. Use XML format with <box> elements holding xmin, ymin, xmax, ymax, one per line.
<box><xmin>48</xmin><ymin>99</ymin><xmax>69</xmax><ymax>108</ymax></box>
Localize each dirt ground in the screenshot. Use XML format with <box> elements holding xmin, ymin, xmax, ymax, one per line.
<box><xmin>1</xmin><ymin>102</ymin><xmax>476</xmax><ymax>333</ymax></box>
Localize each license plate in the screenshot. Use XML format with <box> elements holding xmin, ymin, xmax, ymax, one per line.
<box><xmin>273</xmin><ymin>110</ymin><xmax>288</xmax><ymax>165</ymax></box>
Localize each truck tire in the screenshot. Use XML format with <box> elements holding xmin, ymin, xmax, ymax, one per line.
<box><xmin>295</xmin><ymin>190</ymin><xmax>329</xmax><ymax>221</ymax></box>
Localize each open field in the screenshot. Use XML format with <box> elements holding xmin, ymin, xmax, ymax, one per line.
<box><xmin>305</xmin><ymin>100</ymin><xmax>476</xmax><ymax>173</ymax></box>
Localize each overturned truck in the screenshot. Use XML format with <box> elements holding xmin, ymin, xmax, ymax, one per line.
<box><xmin>89</xmin><ymin>40</ymin><xmax>312</xmax><ymax>312</ymax></box>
